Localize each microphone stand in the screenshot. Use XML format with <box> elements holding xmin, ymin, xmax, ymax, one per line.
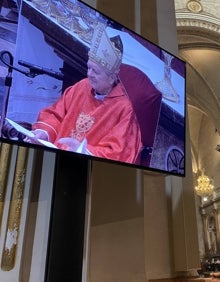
<box><xmin>0</xmin><ymin>50</ymin><xmax>64</xmax><ymax>138</ymax></box>
<box><xmin>0</xmin><ymin>51</ymin><xmax>13</xmax><ymax>138</ymax></box>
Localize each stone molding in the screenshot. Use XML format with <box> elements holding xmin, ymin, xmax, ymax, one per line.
<box><xmin>176</xmin><ymin>13</ymin><xmax>220</xmax><ymax>34</ymax></box>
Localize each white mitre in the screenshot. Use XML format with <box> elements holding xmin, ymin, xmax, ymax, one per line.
<box><xmin>88</xmin><ymin>22</ymin><xmax>123</xmax><ymax>74</ymax></box>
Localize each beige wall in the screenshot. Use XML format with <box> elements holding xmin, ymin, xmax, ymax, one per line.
<box><xmin>89</xmin><ymin>162</ymin><xmax>145</xmax><ymax>282</ymax></box>
<box><xmin>0</xmin><ymin>0</ymin><xmax>200</xmax><ymax>281</ymax></box>
<box><xmin>87</xmin><ymin>0</ymin><xmax>200</xmax><ymax>281</ymax></box>
<box><xmin>97</xmin><ymin>0</ymin><xmax>135</xmax><ymax>30</ymax></box>
<box><xmin>188</xmin><ymin>106</ymin><xmax>220</xmax><ymax>258</ymax></box>
<box><xmin>90</xmin><ymin>217</ymin><xmax>146</xmax><ymax>282</ymax></box>
<box><xmin>144</xmin><ymin>174</ymin><xmax>174</xmax><ymax>279</ymax></box>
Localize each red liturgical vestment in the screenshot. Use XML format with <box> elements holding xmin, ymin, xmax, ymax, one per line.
<box><xmin>33</xmin><ymin>78</ymin><xmax>142</xmax><ymax>164</ymax></box>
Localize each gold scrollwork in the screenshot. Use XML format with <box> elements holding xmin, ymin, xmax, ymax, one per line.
<box><xmin>0</xmin><ymin>143</ymin><xmax>13</xmax><ymax>233</ymax></box>
<box><xmin>1</xmin><ymin>146</ymin><xmax>29</xmax><ymax>271</ymax></box>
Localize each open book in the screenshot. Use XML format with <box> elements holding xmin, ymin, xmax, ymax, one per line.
<box><xmin>5</xmin><ymin>118</ymin><xmax>58</xmax><ymax>149</ymax></box>
<box><xmin>5</xmin><ymin>118</ymin><xmax>87</xmax><ymax>153</ymax></box>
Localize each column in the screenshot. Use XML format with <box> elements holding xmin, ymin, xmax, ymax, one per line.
<box><xmin>201</xmin><ymin>211</ymin><xmax>209</xmax><ymax>255</ymax></box>
<box><xmin>213</xmin><ymin>208</ymin><xmax>220</xmax><ymax>254</ymax></box>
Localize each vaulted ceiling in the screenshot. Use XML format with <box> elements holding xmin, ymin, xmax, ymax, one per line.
<box><xmin>174</xmin><ymin>0</ymin><xmax>220</xmax><ymax>172</ymax></box>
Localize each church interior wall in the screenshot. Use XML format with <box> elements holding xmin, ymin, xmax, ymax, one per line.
<box><xmin>197</xmin><ymin>115</ymin><xmax>220</xmax><ymax>187</ymax></box>
<box><xmin>87</xmin><ymin>0</ymin><xmax>200</xmax><ymax>281</ymax></box>
<box><xmin>0</xmin><ymin>0</ymin><xmax>205</xmax><ymax>281</ymax></box>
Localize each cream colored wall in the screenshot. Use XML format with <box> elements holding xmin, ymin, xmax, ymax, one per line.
<box><xmin>188</xmin><ymin>104</ymin><xmax>220</xmax><ymax>258</ymax></box>
<box><xmin>89</xmin><ymin>161</ymin><xmax>145</xmax><ymax>282</ymax></box>
<box><xmin>87</xmin><ymin>0</ymin><xmax>200</xmax><ymax>281</ymax></box>
<box><xmin>189</xmin><ymin>108</ymin><xmax>220</xmax><ymax>258</ymax></box>
<box><xmin>144</xmin><ymin>174</ymin><xmax>174</xmax><ymax>279</ymax></box>
<box><xmin>197</xmin><ymin>115</ymin><xmax>220</xmax><ymax>186</ymax></box>
<box><xmin>83</xmin><ymin>2</ymin><xmax>146</xmax><ymax>280</ymax></box>
<box><xmin>0</xmin><ymin>0</ymin><xmax>201</xmax><ymax>281</ymax></box>
<box><xmin>90</xmin><ymin>218</ymin><xmax>146</xmax><ymax>282</ymax></box>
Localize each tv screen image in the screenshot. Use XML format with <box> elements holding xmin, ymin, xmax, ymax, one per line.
<box><xmin>0</xmin><ymin>0</ymin><xmax>186</xmax><ymax>176</ymax></box>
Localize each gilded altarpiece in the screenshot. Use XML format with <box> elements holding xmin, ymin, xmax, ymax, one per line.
<box><xmin>200</xmin><ymin>188</ymin><xmax>220</xmax><ymax>269</ymax></box>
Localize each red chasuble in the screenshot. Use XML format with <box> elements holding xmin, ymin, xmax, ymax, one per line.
<box><xmin>32</xmin><ymin>78</ymin><xmax>142</xmax><ymax>164</ymax></box>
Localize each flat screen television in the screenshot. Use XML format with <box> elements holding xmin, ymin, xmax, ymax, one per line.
<box><xmin>0</xmin><ymin>0</ymin><xmax>186</xmax><ymax>176</ymax></box>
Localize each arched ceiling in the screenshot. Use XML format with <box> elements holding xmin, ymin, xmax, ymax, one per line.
<box><xmin>175</xmin><ymin>0</ymin><xmax>220</xmax><ymax>21</ymax></box>
<box><xmin>174</xmin><ymin>0</ymin><xmax>220</xmax><ymax>170</ymax></box>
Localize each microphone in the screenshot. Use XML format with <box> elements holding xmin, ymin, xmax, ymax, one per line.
<box><xmin>18</xmin><ymin>60</ymin><xmax>64</xmax><ymax>80</ymax></box>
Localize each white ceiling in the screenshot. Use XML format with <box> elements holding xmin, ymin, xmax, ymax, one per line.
<box><xmin>174</xmin><ymin>0</ymin><xmax>220</xmax><ymax>172</ymax></box>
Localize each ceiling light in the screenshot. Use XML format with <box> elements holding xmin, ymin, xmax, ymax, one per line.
<box><xmin>195</xmin><ymin>169</ymin><xmax>214</xmax><ymax>197</ymax></box>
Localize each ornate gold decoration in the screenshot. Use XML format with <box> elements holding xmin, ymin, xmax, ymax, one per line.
<box><xmin>0</xmin><ymin>143</ymin><xmax>13</xmax><ymax>233</ymax></box>
<box><xmin>71</xmin><ymin>112</ymin><xmax>95</xmax><ymax>141</ymax></box>
<box><xmin>187</xmin><ymin>0</ymin><xmax>203</xmax><ymax>13</ymax></box>
<box><xmin>195</xmin><ymin>169</ymin><xmax>214</xmax><ymax>197</ymax></box>
<box><xmin>1</xmin><ymin>146</ymin><xmax>29</xmax><ymax>271</ymax></box>
<box><xmin>31</xmin><ymin>0</ymin><xmax>106</xmax><ymax>44</ymax></box>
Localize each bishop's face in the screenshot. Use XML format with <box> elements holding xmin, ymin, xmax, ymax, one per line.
<box><xmin>87</xmin><ymin>60</ymin><xmax>115</xmax><ymax>95</ymax></box>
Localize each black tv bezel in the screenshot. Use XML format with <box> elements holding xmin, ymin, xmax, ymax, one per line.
<box><xmin>0</xmin><ymin>0</ymin><xmax>186</xmax><ymax>177</ymax></box>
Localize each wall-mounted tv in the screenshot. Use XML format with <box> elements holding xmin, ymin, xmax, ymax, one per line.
<box><xmin>0</xmin><ymin>0</ymin><xmax>186</xmax><ymax>176</ymax></box>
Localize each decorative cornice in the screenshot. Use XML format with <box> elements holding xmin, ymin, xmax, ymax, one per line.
<box><xmin>177</xmin><ymin>29</ymin><xmax>220</xmax><ymax>47</ymax></box>
<box><xmin>176</xmin><ymin>12</ymin><xmax>220</xmax><ymax>34</ymax></box>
